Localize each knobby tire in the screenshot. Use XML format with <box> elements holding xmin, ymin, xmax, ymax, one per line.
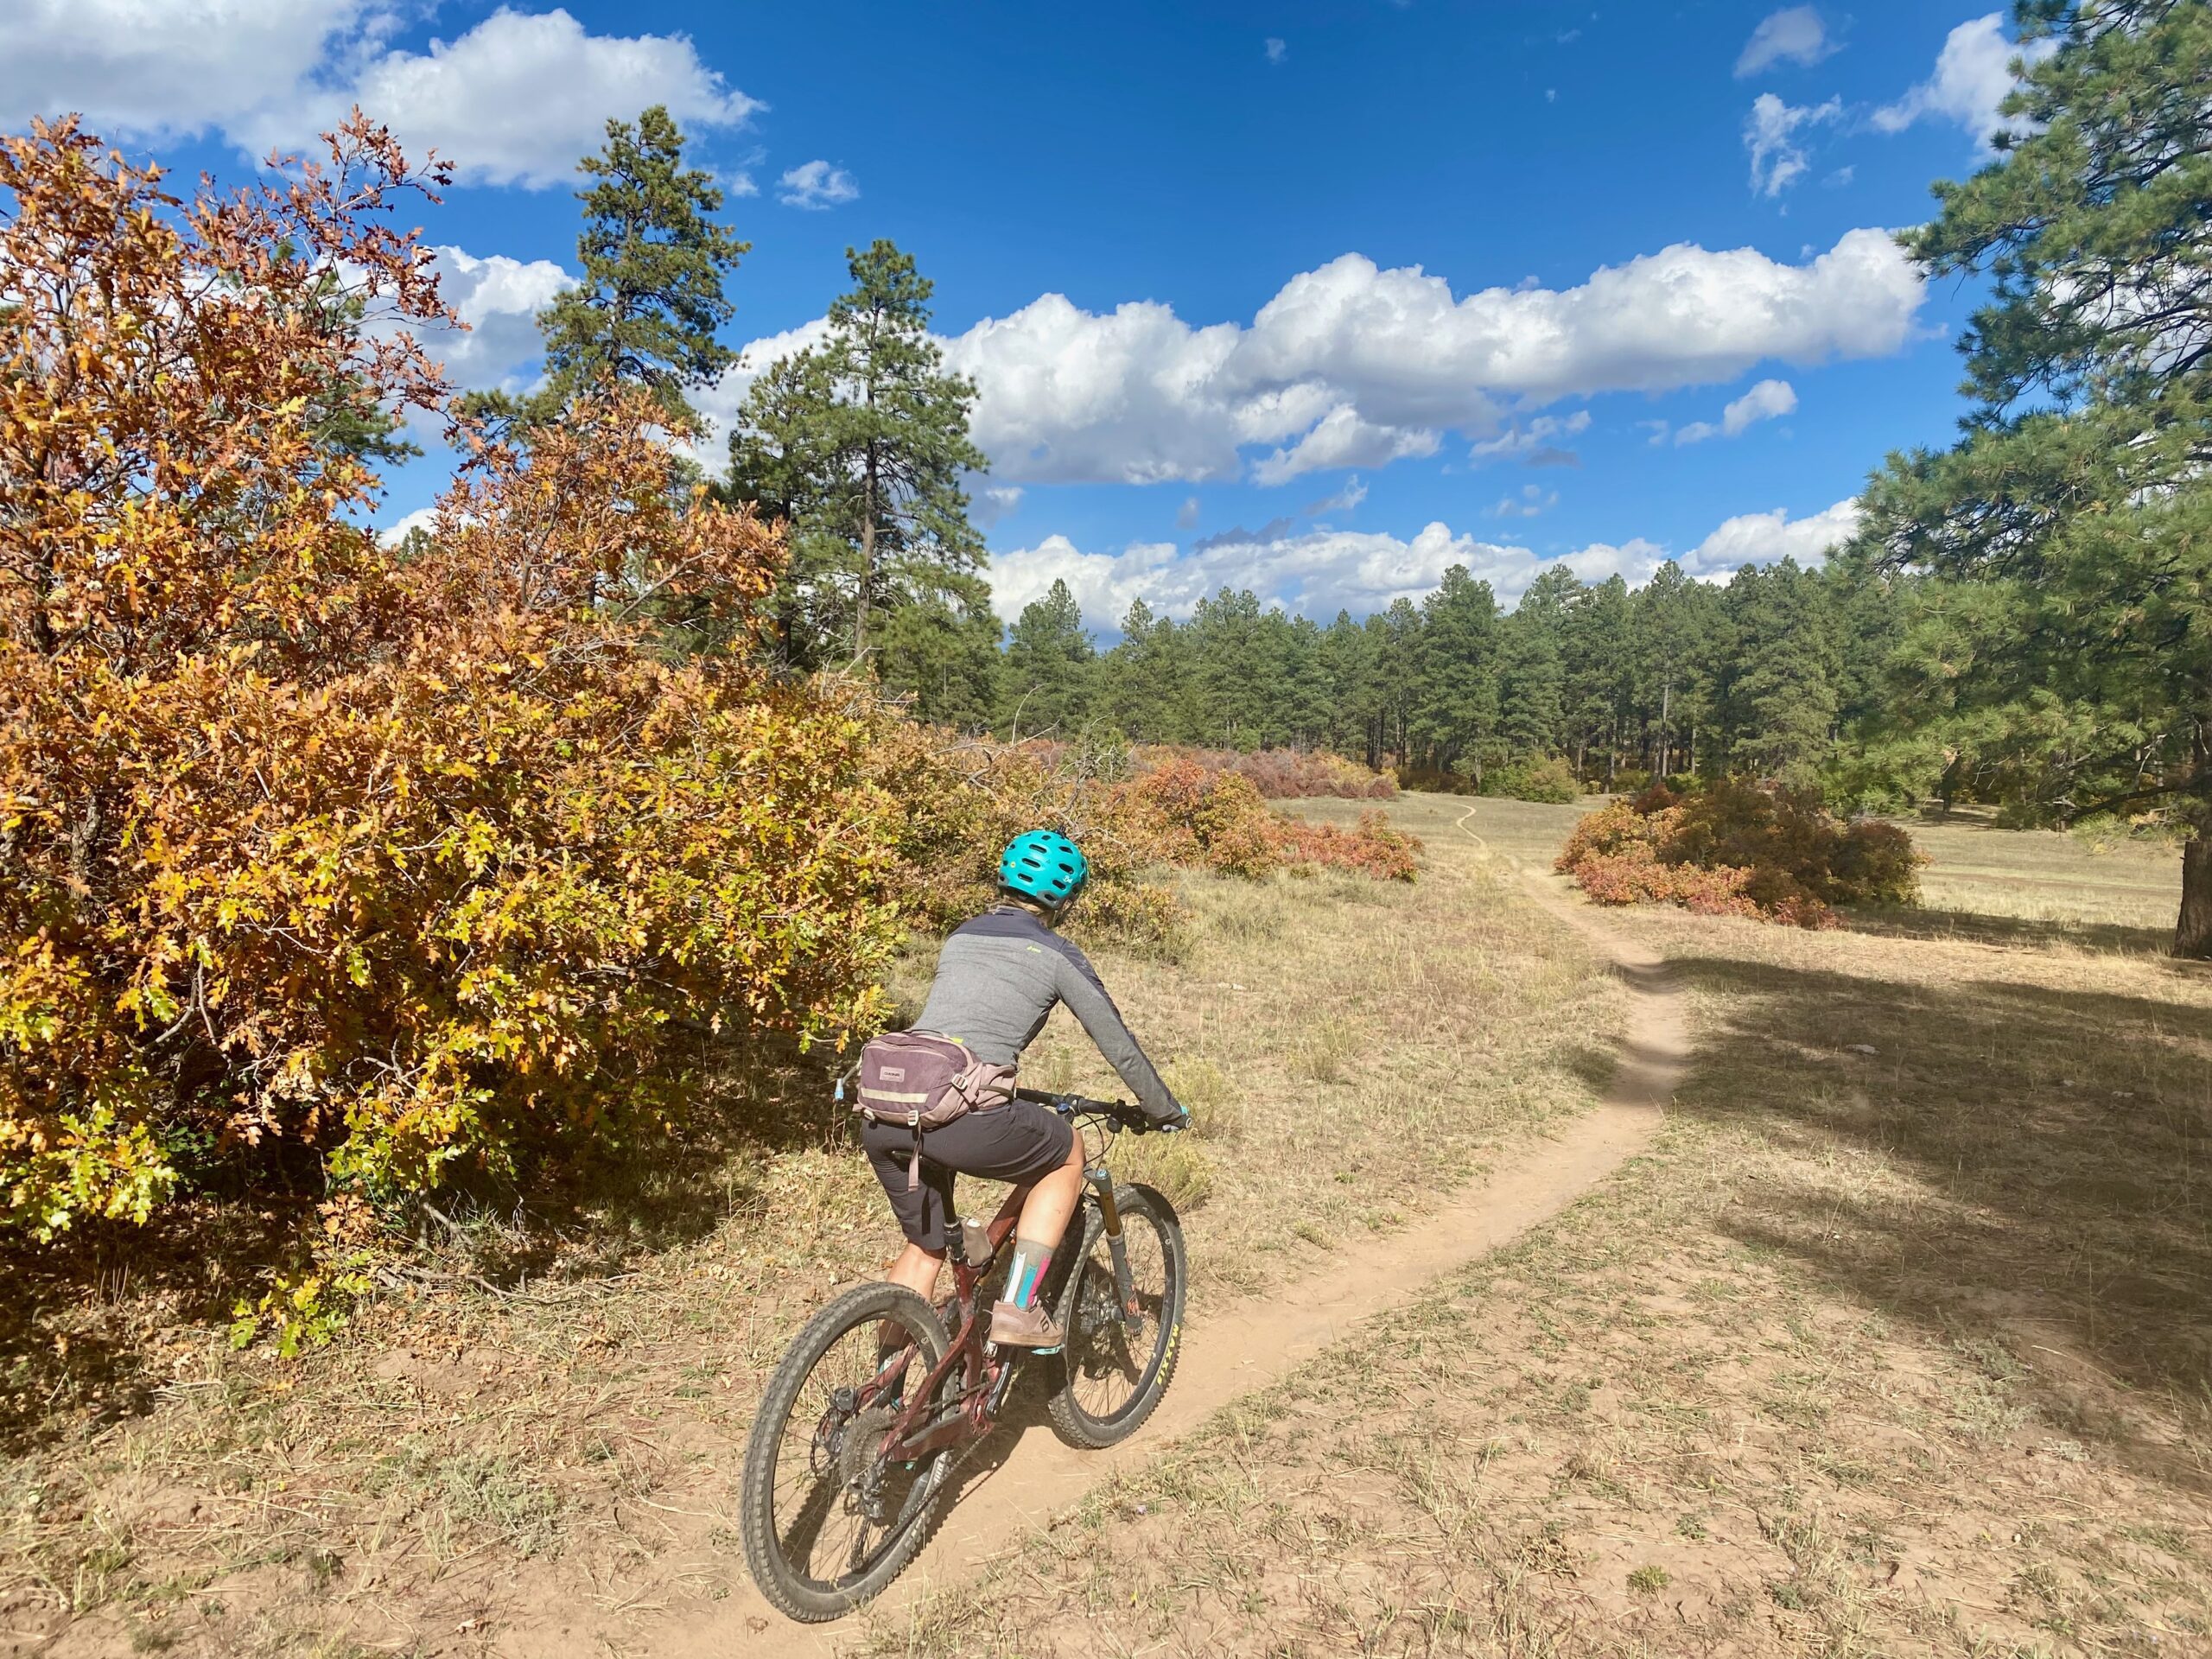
<box><xmin>738</xmin><ymin>1282</ymin><xmax>955</xmax><ymax>1622</ymax></box>
<box><xmin>1045</xmin><ymin>1183</ymin><xmax>1187</xmax><ymax>1448</ymax></box>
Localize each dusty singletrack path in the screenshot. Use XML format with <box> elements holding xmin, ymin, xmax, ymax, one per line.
<box><xmin>619</xmin><ymin>819</ymin><xmax>1688</xmax><ymax>1659</ymax></box>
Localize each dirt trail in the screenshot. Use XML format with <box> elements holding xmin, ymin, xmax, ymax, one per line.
<box><xmin>560</xmin><ymin>833</ymin><xmax>1688</xmax><ymax>1659</ymax></box>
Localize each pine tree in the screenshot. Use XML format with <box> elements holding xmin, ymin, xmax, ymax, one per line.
<box><xmin>728</xmin><ymin>240</ymin><xmax>989</xmax><ymax>675</ymax></box>
<box><xmin>1562</xmin><ymin>575</ymin><xmax>1632</xmax><ymax>783</ymax></box>
<box><xmin>1633</xmin><ymin>562</ymin><xmax>1719</xmax><ymax>779</ymax></box>
<box><xmin>1001</xmin><ymin>580</ymin><xmax>1096</xmax><ymax>737</ymax></box>
<box><xmin>1281</xmin><ymin>613</ymin><xmax>1335</xmax><ymax>747</ymax></box>
<box><xmin>1498</xmin><ymin>567</ymin><xmax>1576</xmax><ymax>760</ymax></box>
<box><xmin>1412</xmin><ymin>567</ymin><xmax>1502</xmax><ymax>777</ymax></box>
<box><xmin>1719</xmin><ymin>560</ymin><xmax>1839</xmax><ymax>785</ymax></box>
<box><xmin>1187</xmin><ymin>588</ymin><xmax>1276</xmax><ymax>747</ymax></box>
<box><xmin>468</xmin><ymin>107</ymin><xmax>747</xmax><ymax>431</ymax></box>
<box><xmin>1372</xmin><ymin>600</ymin><xmax>1426</xmax><ymax>767</ymax></box>
<box><xmin>1320</xmin><ymin>611</ymin><xmax>1385</xmax><ymax>766</ymax></box>
<box><xmin>1098</xmin><ymin>600</ymin><xmax>1190</xmax><ymax>741</ymax></box>
<box><xmin>878</xmin><ymin>599</ymin><xmax>1002</xmax><ymax>730</ymax></box>
<box><xmin>1852</xmin><ymin>0</ymin><xmax>2212</xmax><ymax>953</ymax></box>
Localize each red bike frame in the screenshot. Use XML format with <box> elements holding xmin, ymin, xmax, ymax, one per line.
<box><xmin>852</xmin><ymin>1096</ymin><xmax>1147</xmax><ymax>1467</ymax></box>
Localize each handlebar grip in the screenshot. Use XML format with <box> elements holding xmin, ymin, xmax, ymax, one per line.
<box><xmin>1014</xmin><ymin>1086</ymin><xmax>1154</xmax><ymax>1130</ymax></box>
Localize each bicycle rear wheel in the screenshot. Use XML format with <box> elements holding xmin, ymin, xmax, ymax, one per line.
<box><xmin>1045</xmin><ymin>1183</ymin><xmax>1186</xmax><ymax>1448</ymax></box>
<box><xmin>738</xmin><ymin>1282</ymin><xmax>955</xmax><ymax>1622</ymax></box>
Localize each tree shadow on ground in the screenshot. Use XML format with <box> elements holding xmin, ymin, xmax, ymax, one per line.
<box><xmin>1840</xmin><ymin>903</ymin><xmax>2178</xmax><ymax>956</ymax></box>
<box><xmin>470</xmin><ymin>1028</ymin><xmax>861</xmax><ymax>1281</ymax></box>
<box><xmin>1664</xmin><ymin>950</ymin><xmax>2212</xmax><ymax>1497</ymax></box>
<box><xmin>0</xmin><ymin>1027</ymin><xmax>858</xmax><ymax>1456</ymax></box>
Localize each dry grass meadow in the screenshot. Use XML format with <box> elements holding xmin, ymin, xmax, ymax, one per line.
<box><xmin>859</xmin><ymin>797</ymin><xmax>2212</xmax><ymax>1659</ymax></box>
<box><xmin>0</xmin><ymin>798</ymin><xmax>1621</xmax><ymax>1657</ymax></box>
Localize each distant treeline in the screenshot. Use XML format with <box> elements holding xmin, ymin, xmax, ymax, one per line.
<box><xmin>990</xmin><ymin>556</ymin><xmax>1897</xmax><ymax>793</ymax></box>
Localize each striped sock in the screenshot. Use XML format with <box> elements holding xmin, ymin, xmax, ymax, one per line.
<box><xmin>1003</xmin><ymin>1236</ymin><xmax>1054</xmax><ymax>1310</ymax></box>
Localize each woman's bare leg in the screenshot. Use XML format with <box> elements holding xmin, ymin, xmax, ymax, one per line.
<box><xmin>1014</xmin><ymin>1130</ymin><xmax>1087</xmax><ymax>1252</ymax></box>
<box><xmin>990</xmin><ymin>1134</ymin><xmax>1089</xmax><ymax>1344</ymax></box>
<box><xmin>885</xmin><ymin>1243</ymin><xmax>943</xmax><ymax>1302</ymax></box>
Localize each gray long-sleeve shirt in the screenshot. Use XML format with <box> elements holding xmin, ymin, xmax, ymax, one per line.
<box><xmin>914</xmin><ymin>905</ymin><xmax>1181</xmax><ymax>1122</ymax></box>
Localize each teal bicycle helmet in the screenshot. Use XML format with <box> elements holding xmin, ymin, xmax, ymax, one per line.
<box><xmin>999</xmin><ymin>830</ymin><xmax>1089</xmax><ymax>907</ymax></box>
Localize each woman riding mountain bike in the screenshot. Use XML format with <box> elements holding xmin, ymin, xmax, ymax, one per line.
<box><xmin>859</xmin><ymin>830</ymin><xmax>1189</xmax><ymax>1346</ymax></box>
<box><xmin>735</xmin><ymin>830</ymin><xmax>1194</xmax><ymax>1620</ymax></box>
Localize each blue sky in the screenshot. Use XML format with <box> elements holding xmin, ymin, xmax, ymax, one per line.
<box><xmin>3</xmin><ymin>1</ymin><xmax>2041</xmax><ymax>627</ymax></box>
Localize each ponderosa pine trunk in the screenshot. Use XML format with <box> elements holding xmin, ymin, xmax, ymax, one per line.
<box><xmin>2179</xmin><ymin>832</ymin><xmax>2212</xmax><ymax>959</ymax></box>
<box><xmin>2179</xmin><ymin>729</ymin><xmax>2212</xmax><ymax>959</ymax></box>
<box><xmin>854</xmin><ymin>452</ymin><xmax>876</xmax><ymax>662</ymax></box>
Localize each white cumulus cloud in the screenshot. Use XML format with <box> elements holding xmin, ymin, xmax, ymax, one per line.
<box><xmin>258</xmin><ymin>8</ymin><xmax>760</xmax><ymax>188</ymax></box>
<box><xmin>940</xmin><ymin>295</ymin><xmax>1249</xmax><ymax>486</ymax></box>
<box><xmin>833</xmin><ymin>232</ymin><xmax>1921</xmax><ymax>489</ymax></box>
<box><xmin>1264</xmin><ymin>36</ymin><xmax>1287</xmax><ymax>65</ymax></box>
<box><xmin>990</xmin><ymin>498</ymin><xmax>1864</xmax><ymax>626</ymax></box>
<box><xmin>1250</xmin><ymin>405</ymin><xmax>1440</xmax><ymax>485</ymax></box>
<box><xmin>0</xmin><ymin>0</ymin><xmax>378</xmax><ymax>136</ymax></box>
<box><xmin>0</xmin><ymin>3</ymin><xmax>761</xmax><ymax>189</ymax></box>
<box><xmin>779</xmin><ymin>159</ymin><xmax>859</xmax><ymax>210</ymax></box>
<box><xmin>1872</xmin><ymin>13</ymin><xmax>2055</xmax><ymax>147</ymax></box>
<box><xmin>1745</xmin><ymin>92</ymin><xmax>1840</xmax><ymax>197</ymax></box>
<box><xmin>992</xmin><ymin>524</ymin><xmax>1517</xmax><ymax>625</ymax></box>
<box><xmin>408</xmin><ymin>245</ymin><xmax>573</xmax><ymax>391</ymax></box>
<box><xmin>1687</xmin><ymin>498</ymin><xmax>1860</xmax><ymax>574</ymax></box>
<box><xmin>1735</xmin><ymin>7</ymin><xmax>1834</xmax><ymax>77</ymax></box>
<box><xmin>1674</xmin><ymin>377</ymin><xmax>1797</xmax><ymax>444</ymax></box>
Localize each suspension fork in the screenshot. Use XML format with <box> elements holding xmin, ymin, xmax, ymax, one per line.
<box><xmin>1088</xmin><ymin>1164</ymin><xmax>1140</xmax><ymax>1326</ymax></box>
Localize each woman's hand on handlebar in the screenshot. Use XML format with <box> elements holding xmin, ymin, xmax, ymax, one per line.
<box><xmin>1014</xmin><ymin>1086</ymin><xmax>1178</xmax><ymax>1133</ymax></box>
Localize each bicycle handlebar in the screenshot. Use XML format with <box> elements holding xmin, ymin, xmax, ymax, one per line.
<box><xmin>1013</xmin><ymin>1086</ymin><xmax>1163</xmax><ymax>1133</ymax></box>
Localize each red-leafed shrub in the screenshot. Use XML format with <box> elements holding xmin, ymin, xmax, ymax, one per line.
<box><xmin>1131</xmin><ymin>746</ymin><xmax>1396</xmax><ymax>800</ymax></box>
<box><xmin>1555</xmin><ymin>780</ymin><xmax>1922</xmax><ymax>928</ymax></box>
<box><xmin>1134</xmin><ymin>760</ymin><xmax>1281</xmax><ymax>878</ymax></box>
<box><xmin>882</xmin><ymin>743</ymin><xmax>1421</xmax><ymax>942</ymax></box>
<box><xmin>1272</xmin><ymin>810</ymin><xmax>1421</xmax><ymax>882</ymax></box>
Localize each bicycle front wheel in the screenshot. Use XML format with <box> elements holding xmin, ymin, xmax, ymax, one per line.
<box><xmin>1045</xmin><ymin>1182</ymin><xmax>1186</xmax><ymax>1448</ymax></box>
<box><xmin>738</xmin><ymin>1282</ymin><xmax>955</xmax><ymax>1622</ymax></box>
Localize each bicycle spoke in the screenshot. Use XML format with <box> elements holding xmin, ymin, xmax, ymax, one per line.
<box><xmin>1066</xmin><ymin>1214</ymin><xmax>1171</xmax><ymax>1422</ymax></box>
<box><xmin>763</xmin><ymin>1315</ymin><xmax>931</xmax><ymax>1592</ymax></box>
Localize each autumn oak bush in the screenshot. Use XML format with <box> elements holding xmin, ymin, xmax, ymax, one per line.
<box><xmin>0</xmin><ymin>118</ymin><xmax>1424</xmax><ymax>1270</ymax></box>
<box><xmin>1135</xmin><ymin>760</ymin><xmax>1419</xmax><ymax>882</ymax></box>
<box><xmin>0</xmin><ymin>118</ymin><xmax>909</xmax><ymax>1240</ymax></box>
<box><xmin>879</xmin><ymin>741</ymin><xmax>1420</xmax><ymax>954</ymax></box>
<box><xmin>1557</xmin><ymin>779</ymin><xmax>1923</xmax><ymax>929</ymax></box>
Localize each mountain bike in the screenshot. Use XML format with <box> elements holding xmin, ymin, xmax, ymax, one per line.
<box><xmin>737</xmin><ymin>1089</ymin><xmax>1187</xmax><ymax>1622</ymax></box>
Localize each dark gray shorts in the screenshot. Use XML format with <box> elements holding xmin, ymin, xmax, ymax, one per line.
<box><xmin>861</xmin><ymin>1099</ymin><xmax>1075</xmax><ymax>1251</ymax></box>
